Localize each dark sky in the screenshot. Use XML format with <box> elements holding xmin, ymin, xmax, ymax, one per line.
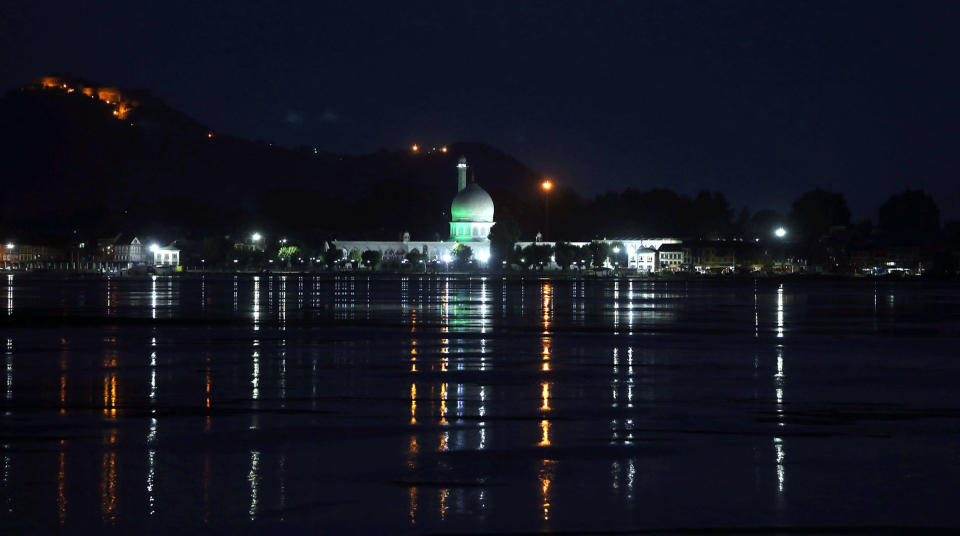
<box><xmin>2</xmin><ymin>1</ymin><xmax>959</xmax><ymax>219</ymax></box>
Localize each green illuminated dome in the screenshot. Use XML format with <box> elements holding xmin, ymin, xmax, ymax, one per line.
<box><xmin>451</xmin><ymin>183</ymin><xmax>494</xmax><ymax>223</ymax></box>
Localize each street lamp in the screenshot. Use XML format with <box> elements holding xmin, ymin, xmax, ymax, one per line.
<box><xmin>541</xmin><ymin>179</ymin><xmax>553</xmax><ymax>241</ymax></box>
<box><xmin>773</xmin><ymin>227</ymin><xmax>788</xmax><ymax>272</ymax></box>
<box><xmin>251</xmin><ymin>233</ymin><xmax>262</xmax><ymax>242</ymax></box>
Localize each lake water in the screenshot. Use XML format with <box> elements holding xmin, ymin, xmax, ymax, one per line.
<box><xmin>1</xmin><ymin>274</ymin><xmax>959</xmax><ymax>533</ymax></box>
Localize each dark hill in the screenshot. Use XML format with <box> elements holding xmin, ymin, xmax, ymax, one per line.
<box><xmin>0</xmin><ymin>76</ymin><xmax>546</xmax><ymax>241</ymax></box>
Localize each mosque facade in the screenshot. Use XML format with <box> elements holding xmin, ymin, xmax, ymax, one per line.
<box><xmin>333</xmin><ymin>156</ymin><xmax>494</xmax><ymax>265</ymax></box>
<box><xmin>332</xmin><ymin>155</ymin><xmax>682</xmax><ymax>270</ymax></box>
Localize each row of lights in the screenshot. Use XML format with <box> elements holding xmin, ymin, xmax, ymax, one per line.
<box><xmin>3</xmin><ymin>228</ymin><xmax>787</xmax><ymax>256</ymax></box>
<box><xmin>411</xmin><ymin>145</ymin><xmax>448</xmax><ymax>154</ymax></box>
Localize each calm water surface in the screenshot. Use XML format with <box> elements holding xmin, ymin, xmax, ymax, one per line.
<box><xmin>1</xmin><ymin>274</ymin><xmax>959</xmax><ymax>533</ymax></box>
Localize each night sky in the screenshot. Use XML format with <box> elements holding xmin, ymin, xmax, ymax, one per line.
<box><xmin>3</xmin><ymin>1</ymin><xmax>959</xmax><ymax>219</ymax></box>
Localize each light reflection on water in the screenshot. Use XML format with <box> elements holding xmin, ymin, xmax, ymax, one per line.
<box><xmin>0</xmin><ymin>275</ymin><xmax>958</xmax><ymax>530</ymax></box>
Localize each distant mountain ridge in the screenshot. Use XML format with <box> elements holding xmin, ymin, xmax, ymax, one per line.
<box><xmin>0</xmin><ymin>75</ymin><xmax>543</xmax><ymax>241</ymax></box>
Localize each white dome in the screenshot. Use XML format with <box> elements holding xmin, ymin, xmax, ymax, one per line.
<box><xmin>451</xmin><ymin>183</ymin><xmax>494</xmax><ymax>222</ymax></box>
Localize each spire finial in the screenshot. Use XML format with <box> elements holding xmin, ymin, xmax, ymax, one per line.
<box><xmin>456</xmin><ymin>155</ymin><xmax>467</xmax><ymax>192</ymax></box>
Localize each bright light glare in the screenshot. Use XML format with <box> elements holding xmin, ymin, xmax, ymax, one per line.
<box><xmin>149</xmin><ymin>244</ymin><xmax>160</xmax><ymax>253</ymax></box>
<box><xmin>477</xmin><ymin>250</ymin><xmax>490</xmax><ymax>263</ymax></box>
<box><xmin>612</xmin><ymin>247</ymin><xmax>620</xmax><ymax>253</ymax></box>
<box><xmin>252</xmin><ymin>233</ymin><xmax>262</xmax><ymax>241</ymax></box>
<box><xmin>774</xmin><ymin>227</ymin><xmax>787</xmax><ymax>238</ymax></box>
<box><xmin>442</xmin><ymin>253</ymin><xmax>453</xmax><ymax>263</ymax></box>
<box><xmin>4</xmin><ymin>243</ymin><xmax>13</xmax><ymax>249</ymax></box>
<box><xmin>541</xmin><ymin>180</ymin><xmax>553</xmax><ymax>191</ymax></box>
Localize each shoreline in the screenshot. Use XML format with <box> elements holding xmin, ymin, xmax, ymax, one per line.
<box><xmin>2</xmin><ymin>268</ymin><xmax>954</xmax><ymax>281</ymax></box>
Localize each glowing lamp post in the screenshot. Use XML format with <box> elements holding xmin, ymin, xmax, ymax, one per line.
<box><xmin>773</xmin><ymin>227</ymin><xmax>788</xmax><ymax>272</ymax></box>
<box><xmin>541</xmin><ymin>179</ymin><xmax>553</xmax><ymax>241</ymax></box>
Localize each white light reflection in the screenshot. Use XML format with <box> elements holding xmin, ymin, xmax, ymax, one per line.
<box><xmin>612</xmin><ymin>280</ymin><xmax>620</xmax><ymax>333</ymax></box>
<box><xmin>251</xmin><ymin>351</ymin><xmax>260</xmax><ymax>401</ymax></box>
<box><xmin>5</xmin><ymin>338</ymin><xmax>12</xmax><ymax>408</ymax></box>
<box><xmin>146</xmin><ymin>448</ymin><xmax>156</xmax><ymax>516</ymax></box>
<box><xmin>248</xmin><ymin>450</ymin><xmax>260</xmax><ymax>520</ymax></box>
<box><xmin>279</xmin><ymin>347</ymin><xmax>287</xmax><ymax>405</ymax></box>
<box><xmin>479</xmin><ymin>385</ymin><xmax>487</xmax><ymax>450</ymax></box>
<box><xmin>776</xmin><ymin>284</ymin><xmax>784</xmax><ymax>338</ymax></box>
<box><xmin>753</xmin><ymin>281</ymin><xmax>759</xmax><ymax>338</ymax></box>
<box><xmin>3</xmin><ymin>442</ymin><xmax>11</xmax><ymax>513</ymax></box>
<box><xmin>774</xmin><ymin>336</ymin><xmax>786</xmax><ymax>498</ymax></box>
<box><xmin>149</xmin><ymin>351</ymin><xmax>157</xmax><ymax>402</ymax></box>
<box><xmin>250</xmin><ymin>340</ymin><xmax>260</xmax><ymax>431</ymax></box>
<box><xmin>6</xmin><ymin>274</ymin><xmax>13</xmax><ymax>315</ymax></box>
<box><xmin>150</xmin><ymin>275</ymin><xmax>157</xmax><ymax>319</ymax></box>
<box><xmin>479</xmin><ymin>278</ymin><xmax>489</xmax><ymax>334</ymax></box>
<box><xmin>774</xmin><ymin>437</ymin><xmax>785</xmax><ymax>494</ymax></box>
<box><xmin>252</xmin><ymin>276</ymin><xmax>261</xmax><ymax>329</ymax></box>
<box><xmin>278</xmin><ymin>276</ymin><xmax>287</xmax><ymax>328</ymax></box>
<box><xmin>775</xmin><ymin>345</ymin><xmax>785</xmax><ymax>427</ymax></box>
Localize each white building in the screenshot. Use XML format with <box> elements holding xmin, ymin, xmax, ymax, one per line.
<box><xmin>150</xmin><ymin>243</ymin><xmax>180</xmax><ymax>266</ymax></box>
<box><xmin>334</xmin><ymin>156</ymin><xmax>493</xmax><ymax>266</ymax></box>
<box><xmin>635</xmin><ymin>247</ymin><xmax>657</xmax><ymax>272</ymax></box>
<box><xmin>333</xmin><ymin>156</ymin><xmax>685</xmax><ymax>272</ymax></box>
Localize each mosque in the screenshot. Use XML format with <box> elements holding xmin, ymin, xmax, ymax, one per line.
<box><xmin>332</xmin><ymin>155</ymin><xmax>682</xmax><ymax>270</ymax></box>
<box><xmin>333</xmin><ymin>156</ymin><xmax>495</xmax><ymax>265</ymax></box>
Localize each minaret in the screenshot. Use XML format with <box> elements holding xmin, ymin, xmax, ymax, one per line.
<box><xmin>457</xmin><ymin>156</ymin><xmax>468</xmax><ymax>192</ymax></box>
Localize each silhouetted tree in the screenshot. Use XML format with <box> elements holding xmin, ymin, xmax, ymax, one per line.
<box><xmin>324</xmin><ymin>245</ymin><xmax>344</xmax><ymax>269</ymax></box>
<box><xmin>577</xmin><ymin>244</ymin><xmax>592</xmax><ymax>269</ymax></box>
<box><xmin>361</xmin><ymin>250</ymin><xmax>382</xmax><ymax>269</ymax></box>
<box><xmin>522</xmin><ymin>244</ymin><xmax>553</xmax><ymax>270</ymax></box>
<box><xmin>348</xmin><ymin>249</ymin><xmax>362</xmax><ymax>269</ymax></box>
<box><xmin>879</xmin><ymin>190</ymin><xmax>940</xmax><ymax>242</ymax></box>
<box><xmin>789</xmin><ymin>188</ymin><xmax>851</xmax><ymax>243</ymax></box>
<box><xmin>745</xmin><ymin>209</ymin><xmax>784</xmax><ymax>241</ymax></box>
<box><xmin>589</xmin><ymin>241</ymin><xmax>610</xmax><ymax>268</ymax></box>
<box><xmin>554</xmin><ymin>242</ymin><xmax>577</xmax><ymax>271</ymax></box>
<box><xmin>201</xmin><ymin>236</ymin><xmax>233</xmax><ymax>266</ymax></box>
<box><xmin>405</xmin><ymin>248</ymin><xmax>425</xmax><ymax>269</ymax></box>
<box><xmin>488</xmin><ymin>218</ymin><xmax>521</xmax><ymax>265</ymax></box>
<box><xmin>691</xmin><ymin>191</ymin><xmax>734</xmax><ymax>239</ymax></box>
<box><xmin>277</xmin><ymin>245</ymin><xmax>299</xmax><ymax>269</ymax></box>
<box><xmin>452</xmin><ymin>243</ymin><xmax>473</xmax><ymax>269</ymax></box>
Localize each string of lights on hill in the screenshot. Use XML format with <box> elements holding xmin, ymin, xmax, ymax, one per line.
<box><xmin>410</xmin><ymin>144</ymin><xmax>448</xmax><ymax>154</ymax></box>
